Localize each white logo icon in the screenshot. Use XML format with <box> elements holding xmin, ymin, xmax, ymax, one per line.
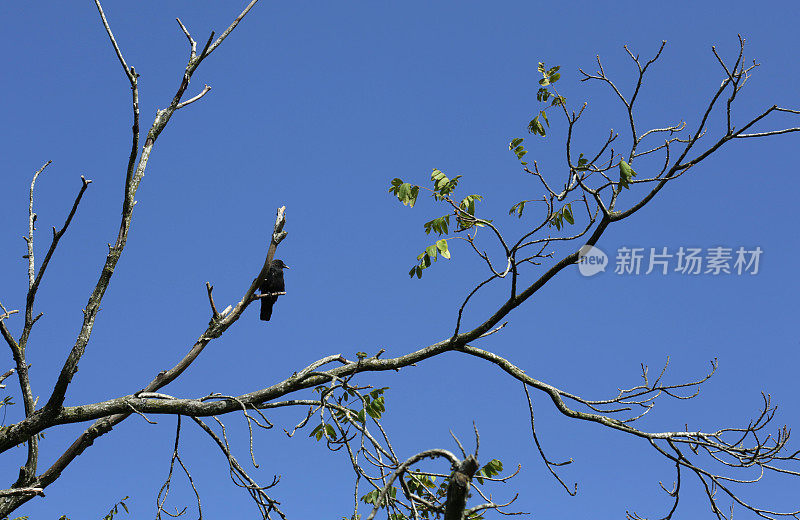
<box><xmin>577</xmin><ymin>245</ymin><xmax>607</xmax><ymax>277</ymax></box>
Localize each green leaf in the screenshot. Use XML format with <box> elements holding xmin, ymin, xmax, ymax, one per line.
<box><xmin>440</xmin><ymin>175</ymin><xmax>461</xmax><ymax>197</ymax></box>
<box><xmin>576</xmin><ymin>153</ymin><xmax>589</xmax><ymax>171</ymax></box>
<box><xmin>309</xmin><ymin>423</ymin><xmax>324</xmax><ymax>440</ymax></box>
<box><xmin>537</xmin><ymin>88</ymin><xmax>551</xmax><ymax>102</ymax></box>
<box><xmin>460</xmin><ymin>196</ymin><xmax>473</xmax><ymax>215</ymax></box>
<box><xmin>410</xmin><ymin>186</ymin><xmax>419</xmax><ymax>206</ymax></box>
<box><xmin>423</xmin><ymin>215</ymin><xmax>450</xmax><ymax>236</ymax></box>
<box><xmin>432</xmin><ymin>170</ymin><xmax>448</xmax><ymax>190</ymax></box>
<box><xmin>509</xmin><ymin>200</ymin><xmax>528</xmax><ymax>218</ymax></box>
<box><xmin>436</xmin><ymin>239</ymin><xmax>450</xmax><ymax>259</ymax></box>
<box><xmin>366</xmin><ymin>396</ymin><xmax>386</xmax><ymax>419</ymax></box>
<box><xmin>619</xmin><ymin>159</ymin><xmax>637</xmax><ymax>189</ymax></box>
<box><xmin>512</xmin><ymin>144</ymin><xmax>527</xmax><ymax>161</ymax></box>
<box><xmin>536</xmin><ymin>118</ymin><xmax>546</xmax><ymax>136</ymax></box>
<box><xmin>390</xmin><ymin>181</ymin><xmax>420</xmax><ymax>207</ymax></box>
<box><xmin>549</xmin><ymin>212</ymin><xmax>563</xmax><ymax>230</ymax></box>
<box><xmin>528</xmin><ymin>116</ymin><xmax>538</xmax><ymax>135</ymax></box>
<box><xmin>528</xmin><ymin>116</ymin><xmax>546</xmax><ymax>136</ymax></box>
<box><xmin>388</xmin><ymin>178</ymin><xmax>403</xmax><ymax>194</ymax></box>
<box><xmin>325</xmin><ymin>424</ymin><xmax>337</xmax><ymax>440</ymax></box>
<box><xmin>563</xmin><ymin>203</ymin><xmax>574</xmax><ymax>225</ymax></box>
<box><xmin>509</xmin><ymin>138</ymin><xmax>528</xmax><ymax>162</ymax></box>
<box><xmin>476</xmin><ymin>459</ymin><xmax>504</xmax><ymax>484</ymax></box>
<box><xmin>425</xmin><ymin>245</ymin><xmax>438</xmax><ymax>260</ymax></box>
<box><xmin>362</xmin><ymin>486</ymin><xmax>397</xmax><ymax>507</ymax></box>
<box><xmin>361</xmin><ymin>489</ymin><xmax>379</xmax><ymax>505</ymax></box>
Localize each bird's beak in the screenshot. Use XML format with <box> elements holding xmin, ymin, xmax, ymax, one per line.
<box><xmin>284</xmin><ymin>265</ymin><xmax>290</xmax><ymax>269</ymax></box>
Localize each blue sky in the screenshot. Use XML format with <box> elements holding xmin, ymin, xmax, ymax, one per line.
<box><xmin>1</xmin><ymin>2</ymin><xmax>798</xmax><ymax>518</ymax></box>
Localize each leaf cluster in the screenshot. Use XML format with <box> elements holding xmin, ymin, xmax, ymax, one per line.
<box><xmin>359</xmin><ymin>459</ymin><xmax>503</xmax><ymax>520</ymax></box>
<box><xmin>409</xmin><ymin>239</ymin><xmax>451</xmax><ymax>279</ymax></box>
<box><xmin>309</xmin><ymin>387</ymin><xmax>388</xmax><ymax>442</ymax></box>
<box><xmin>389</xmin><ymin>178</ymin><xmax>420</xmax><ymax>208</ymax></box>
<box><xmin>508</xmin><ymin>137</ymin><xmax>528</xmax><ymax>165</ymax></box>
<box><xmin>390</xmin><ymin>169</ymin><xmax>485</xmax><ymax>279</ymax></box>
<box><xmin>528</xmin><ymin>62</ymin><xmax>566</xmax><ymax>136</ymax></box>
<box><xmin>431</xmin><ymin>169</ymin><xmax>461</xmax><ymax>200</ymax></box>
<box><xmin>548</xmin><ymin>203</ymin><xmax>575</xmax><ymax>231</ymax></box>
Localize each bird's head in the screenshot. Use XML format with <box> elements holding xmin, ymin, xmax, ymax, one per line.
<box><xmin>272</xmin><ymin>259</ymin><xmax>290</xmax><ymax>269</ymax></box>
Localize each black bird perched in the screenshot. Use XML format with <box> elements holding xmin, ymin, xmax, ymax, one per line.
<box><xmin>259</xmin><ymin>259</ymin><xmax>289</xmax><ymax>321</ymax></box>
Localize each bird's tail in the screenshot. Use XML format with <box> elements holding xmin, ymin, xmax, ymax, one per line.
<box><xmin>260</xmin><ymin>297</ymin><xmax>276</xmax><ymax>321</ymax></box>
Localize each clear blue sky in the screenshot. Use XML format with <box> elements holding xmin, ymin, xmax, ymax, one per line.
<box><xmin>1</xmin><ymin>2</ymin><xmax>798</xmax><ymax>518</ymax></box>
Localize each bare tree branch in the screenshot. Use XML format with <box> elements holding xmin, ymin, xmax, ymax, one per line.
<box><xmin>0</xmin><ymin>2</ymin><xmax>265</xmax><ymax>515</ymax></box>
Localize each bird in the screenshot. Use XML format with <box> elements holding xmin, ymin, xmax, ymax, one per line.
<box><xmin>259</xmin><ymin>259</ymin><xmax>289</xmax><ymax>321</ymax></box>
